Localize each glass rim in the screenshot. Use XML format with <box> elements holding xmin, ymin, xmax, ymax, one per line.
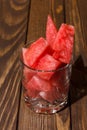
<box><xmin>20</xmin><ymin>40</ymin><xmax>72</xmax><ymax>72</ymax></box>
<box><xmin>20</xmin><ymin>57</ymin><xmax>72</xmax><ymax>72</ymax></box>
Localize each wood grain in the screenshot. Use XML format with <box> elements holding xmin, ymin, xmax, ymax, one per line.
<box><xmin>18</xmin><ymin>0</ymin><xmax>71</xmax><ymax>130</ymax></box>
<box><xmin>0</xmin><ymin>0</ymin><xmax>30</xmax><ymax>130</ymax></box>
<box><xmin>65</xmin><ymin>0</ymin><xmax>87</xmax><ymax>130</ymax></box>
<box><xmin>0</xmin><ymin>0</ymin><xmax>87</xmax><ymax>130</ymax></box>
<box><xmin>77</xmin><ymin>0</ymin><xmax>87</xmax><ymax>66</ymax></box>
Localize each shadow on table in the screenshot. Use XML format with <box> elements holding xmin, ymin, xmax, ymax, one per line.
<box><xmin>69</xmin><ymin>55</ymin><xmax>87</xmax><ymax>105</ymax></box>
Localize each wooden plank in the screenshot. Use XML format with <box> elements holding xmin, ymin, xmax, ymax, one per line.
<box><xmin>0</xmin><ymin>0</ymin><xmax>30</xmax><ymax>130</ymax></box>
<box><xmin>65</xmin><ymin>0</ymin><xmax>87</xmax><ymax>130</ymax></box>
<box><xmin>77</xmin><ymin>0</ymin><xmax>87</xmax><ymax>66</ymax></box>
<box><xmin>18</xmin><ymin>0</ymin><xmax>71</xmax><ymax>130</ymax></box>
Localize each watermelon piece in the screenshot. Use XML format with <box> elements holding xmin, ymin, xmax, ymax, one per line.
<box><xmin>22</xmin><ymin>37</ymin><xmax>48</xmax><ymax>67</ymax></box>
<box><xmin>24</xmin><ymin>75</ymin><xmax>52</xmax><ymax>98</ymax></box>
<box><xmin>39</xmin><ymin>65</ymin><xmax>70</xmax><ymax>103</ymax></box>
<box><xmin>39</xmin><ymin>87</ymin><xmax>60</xmax><ymax>103</ymax></box>
<box><xmin>52</xmin><ymin>24</ymin><xmax>75</xmax><ymax>63</ymax></box>
<box><xmin>26</xmin><ymin>75</ymin><xmax>51</xmax><ymax>91</ymax></box>
<box><xmin>51</xmin><ymin>66</ymin><xmax>70</xmax><ymax>95</ymax></box>
<box><xmin>22</xmin><ymin>80</ymin><xmax>39</xmax><ymax>98</ymax></box>
<box><xmin>53</xmin><ymin>44</ymin><xmax>73</xmax><ymax>63</ymax></box>
<box><xmin>31</xmin><ymin>75</ymin><xmax>51</xmax><ymax>91</ymax></box>
<box><xmin>23</xmin><ymin>66</ymin><xmax>36</xmax><ymax>83</ymax></box>
<box><xmin>36</xmin><ymin>54</ymin><xmax>61</xmax><ymax>80</ymax></box>
<box><xmin>27</xmin><ymin>85</ymin><xmax>39</xmax><ymax>98</ymax></box>
<box><xmin>53</xmin><ymin>51</ymin><xmax>60</xmax><ymax>60</ymax></box>
<box><xmin>46</xmin><ymin>15</ymin><xmax>57</xmax><ymax>48</ymax></box>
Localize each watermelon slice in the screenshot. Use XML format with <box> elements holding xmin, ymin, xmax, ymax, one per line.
<box><xmin>25</xmin><ymin>75</ymin><xmax>51</xmax><ymax>91</ymax></box>
<box><xmin>39</xmin><ymin>87</ymin><xmax>60</xmax><ymax>103</ymax></box>
<box><xmin>36</xmin><ymin>54</ymin><xmax>61</xmax><ymax>80</ymax></box>
<box><xmin>50</xmin><ymin>70</ymin><xmax>69</xmax><ymax>99</ymax></box>
<box><xmin>52</xmin><ymin>23</ymin><xmax>75</xmax><ymax>63</ymax></box>
<box><xmin>28</xmin><ymin>75</ymin><xmax>51</xmax><ymax>91</ymax></box>
<box><xmin>23</xmin><ymin>66</ymin><xmax>36</xmax><ymax>83</ymax></box>
<box><xmin>46</xmin><ymin>15</ymin><xmax>57</xmax><ymax>48</ymax></box>
<box><xmin>22</xmin><ymin>37</ymin><xmax>48</xmax><ymax>67</ymax></box>
<box><xmin>27</xmin><ymin>89</ymin><xmax>39</xmax><ymax>98</ymax></box>
<box><xmin>25</xmin><ymin>75</ymin><xmax>52</xmax><ymax>98</ymax></box>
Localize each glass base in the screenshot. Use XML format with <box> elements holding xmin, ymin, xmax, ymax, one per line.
<box><xmin>24</xmin><ymin>96</ymin><xmax>68</xmax><ymax>114</ymax></box>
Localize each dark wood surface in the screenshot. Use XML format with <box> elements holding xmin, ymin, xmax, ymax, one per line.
<box><xmin>0</xmin><ymin>0</ymin><xmax>87</xmax><ymax>130</ymax></box>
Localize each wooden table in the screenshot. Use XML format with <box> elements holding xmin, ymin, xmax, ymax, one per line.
<box><xmin>0</xmin><ymin>0</ymin><xmax>87</xmax><ymax>130</ymax></box>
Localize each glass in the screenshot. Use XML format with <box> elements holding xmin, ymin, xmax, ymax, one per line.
<box><xmin>20</xmin><ymin>42</ymin><xmax>72</xmax><ymax>114</ymax></box>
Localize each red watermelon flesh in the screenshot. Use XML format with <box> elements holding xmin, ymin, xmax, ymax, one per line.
<box><xmin>53</xmin><ymin>51</ymin><xmax>60</xmax><ymax>60</ymax></box>
<box><xmin>52</xmin><ymin>24</ymin><xmax>75</xmax><ymax>63</ymax></box>
<box><xmin>22</xmin><ymin>37</ymin><xmax>48</xmax><ymax>67</ymax></box>
<box><xmin>50</xmin><ymin>70</ymin><xmax>69</xmax><ymax>98</ymax></box>
<box><xmin>39</xmin><ymin>86</ymin><xmax>60</xmax><ymax>103</ymax></box>
<box><xmin>23</xmin><ymin>66</ymin><xmax>36</xmax><ymax>83</ymax></box>
<box><xmin>23</xmin><ymin>75</ymin><xmax>51</xmax><ymax>98</ymax></box>
<box><xmin>46</xmin><ymin>15</ymin><xmax>57</xmax><ymax>48</ymax></box>
<box><xmin>27</xmin><ymin>89</ymin><xmax>39</xmax><ymax>98</ymax></box>
<box><xmin>26</xmin><ymin>75</ymin><xmax>51</xmax><ymax>92</ymax></box>
<box><xmin>36</xmin><ymin>54</ymin><xmax>61</xmax><ymax>80</ymax></box>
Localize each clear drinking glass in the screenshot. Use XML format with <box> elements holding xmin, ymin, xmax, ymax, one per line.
<box><xmin>20</xmin><ymin>42</ymin><xmax>72</xmax><ymax>114</ymax></box>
